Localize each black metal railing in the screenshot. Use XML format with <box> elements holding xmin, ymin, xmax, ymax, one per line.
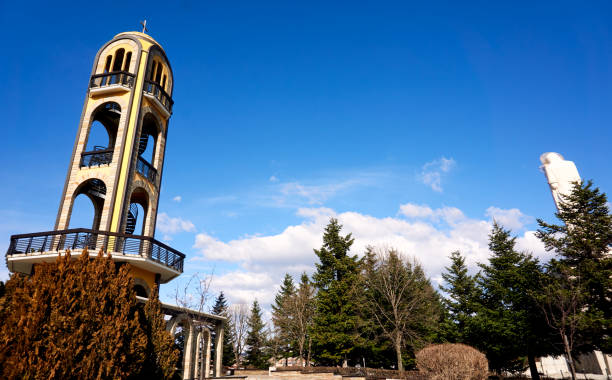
<box><xmin>143</xmin><ymin>80</ymin><xmax>174</xmax><ymax>114</ymax></box>
<box><xmin>137</xmin><ymin>156</ymin><xmax>157</xmax><ymax>184</ymax></box>
<box><xmin>80</xmin><ymin>147</ymin><xmax>113</xmax><ymax>167</ymax></box>
<box><xmin>90</xmin><ymin>71</ymin><xmax>135</xmax><ymax>89</ymax></box>
<box><xmin>7</xmin><ymin>229</ymin><xmax>184</xmax><ymax>272</ymax></box>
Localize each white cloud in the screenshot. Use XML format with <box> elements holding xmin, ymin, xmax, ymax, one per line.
<box><xmin>420</xmin><ymin>157</ymin><xmax>456</xmax><ymax>192</ymax></box>
<box><xmin>212</xmin><ymin>271</ymin><xmax>277</xmax><ymax>305</ymax></box>
<box><xmin>269</xmin><ymin>176</ymin><xmax>279</xmax><ymax>182</ymax></box>
<box><xmin>399</xmin><ymin>203</ymin><xmax>465</xmax><ymax>224</ymax></box>
<box><xmin>194</xmin><ymin>203</ymin><xmax>549</xmax><ymax>306</ymax></box>
<box><xmin>156</xmin><ymin>213</ymin><xmax>196</xmax><ymax>235</ymax></box>
<box><xmin>485</xmin><ymin>206</ymin><xmax>533</xmax><ymax>231</ymax></box>
<box><xmin>172</xmin><ymin>196</ymin><xmax>182</xmax><ymax>202</ymax></box>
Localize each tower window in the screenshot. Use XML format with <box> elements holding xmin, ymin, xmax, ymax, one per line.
<box><xmin>154</xmin><ymin>63</ymin><xmax>162</xmax><ymax>83</ymax></box>
<box><xmin>104</xmin><ymin>55</ymin><xmax>112</xmax><ymax>73</ymax></box>
<box><xmin>149</xmin><ymin>61</ymin><xmax>157</xmax><ymax>80</ymax></box>
<box><xmin>123</xmin><ymin>52</ymin><xmax>132</xmax><ymax>72</ymax></box>
<box><xmin>162</xmin><ymin>74</ymin><xmax>167</xmax><ymax>89</ymax></box>
<box><xmin>112</xmin><ymin>49</ymin><xmax>125</xmax><ymax>72</ymax></box>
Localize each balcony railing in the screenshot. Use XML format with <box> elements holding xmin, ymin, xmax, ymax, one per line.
<box><xmin>80</xmin><ymin>147</ymin><xmax>113</xmax><ymax>167</ymax></box>
<box><xmin>137</xmin><ymin>156</ymin><xmax>157</xmax><ymax>184</ymax></box>
<box><xmin>7</xmin><ymin>229</ymin><xmax>184</xmax><ymax>273</ymax></box>
<box><xmin>90</xmin><ymin>71</ymin><xmax>135</xmax><ymax>89</ymax></box>
<box><xmin>144</xmin><ymin>80</ymin><xmax>174</xmax><ymax>114</ymax></box>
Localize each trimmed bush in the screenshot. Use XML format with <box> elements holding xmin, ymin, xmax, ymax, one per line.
<box><xmin>416</xmin><ymin>343</ymin><xmax>488</xmax><ymax>380</ymax></box>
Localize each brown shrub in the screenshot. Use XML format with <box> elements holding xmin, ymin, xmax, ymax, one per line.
<box><xmin>416</xmin><ymin>343</ymin><xmax>488</xmax><ymax>380</ymax></box>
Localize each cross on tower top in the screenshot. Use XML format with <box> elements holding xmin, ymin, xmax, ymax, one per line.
<box><xmin>140</xmin><ymin>19</ymin><xmax>148</xmax><ymax>33</ymax></box>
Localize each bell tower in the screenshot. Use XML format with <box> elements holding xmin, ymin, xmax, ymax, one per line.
<box><xmin>7</xmin><ymin>31</ymin><xmax>184</xmax><ymax>295</ymax></box>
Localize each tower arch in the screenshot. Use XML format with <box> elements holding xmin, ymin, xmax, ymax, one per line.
<box><xmin>66</xmin><ymin>178</ymin><xmax>107</xmax><ymax>231</ymax></box>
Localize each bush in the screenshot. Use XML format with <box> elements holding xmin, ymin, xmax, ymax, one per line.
<box><xmin>416</xmin><ymin>343</ymin><xmax>488</xmax><ymax>380</ymax></box>
<box><xmin>0</xmin><ymin>250</ymin><xmax>178</xmax><ymax>379</ymax></box>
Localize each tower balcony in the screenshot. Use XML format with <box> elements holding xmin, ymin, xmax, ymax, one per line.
<box><xmin>80</xmin><ymin>147</ymin><xmax>113</xmax><ymax>167</ymax></box>
<box><xmin>143</xmin><ymin>80</ymin><xmax>173</xmax><ymax>117</ymax></box>
<box><xmin>136</xmin><ymin>156</ymin><xmax>157</xmax><ymax>184</ymax></box>
<box><xmin>89</xmin><ymin>71</ymin><xmax>135</xmax><ymax>96</ymax></box>
<box><xmin>6</xmin><ymin>229</ymin><xmax>185</xmax><ymax>283</ymax></box>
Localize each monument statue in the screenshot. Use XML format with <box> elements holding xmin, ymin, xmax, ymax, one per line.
<box><xmin>540</xmin><ymin>152</ymin><xmax>581</xmax><ymax>210</ymax></box>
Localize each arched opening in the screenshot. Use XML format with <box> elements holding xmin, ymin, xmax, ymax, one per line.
<box><xmin>112</xmin><ymin>48</ymin><xmax>125</xmax><ymax>72</ymax></box>
<box><xmin>104</xmin><ymin>55</ymin><xmax>112</xmax><ymax>73</ymax></box>
<box><xmin>149</xmin><ymin>61</ymin><xmax>158</xmax><ymax>81</ymax></box>
<box><xmin>139</xmin><ymin>114</ymin><xmax>158</xmax><ymax>165</ymax></box>
<box><xmin>85</xmin><ymin>120</ymin><xmax>109</xmax><ymax>152</ymax></box>
<box><xmin>123</xmin><ymin>51</ymin><xmax>132</xmax><ymax>72</ymax></box>
<box><xmin>81</xmin><ymin>102</ymin><xmax>120</xmax><ymax>168</ymax></box>
<box><xmin>126</xmin><ymin>187</ymin><xmax>148</xmax><ymax>236</ymax></box>
<box><xmin>155</xmin><ymin>64</ymin><xmax>163</xmax><ymax>83</ymax></box>
<box><xmin>174</xmin><ymin>323</ymin><xmax>188</xmax><ymax>377</ymax></box>
<box><xmin>68</xmin><ymin>178</ymin><xmax>106</xmax><ymax>231</ymax></box>
<box><xmin>134</xmin><ymin>284</ymin><xmax>148</xmax><ymax>298</ymax></box>
<box><xmin>135</xmin><ymin>114</ymin><xmax>160</xmax><ymax>184</ymax></box>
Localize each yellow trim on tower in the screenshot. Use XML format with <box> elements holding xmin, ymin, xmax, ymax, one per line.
<box><xmin>109</xmin><ymin>50</ymin><xmax>149</xmax><ymax>232</ymax></box>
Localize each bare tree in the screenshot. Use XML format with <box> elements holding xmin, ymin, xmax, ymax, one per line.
<box><xmin>172</xmin><ymin>272</ymin><xmax>214</xmax><ymax>314</ymax></box>
<box><xmin>229</xmin><ymin>303</ymin><xmax>250</xmax><ymax>367</ymax></box>
<box><xmin>535</xmin><ymin>268</ymin><xmax>585</xmax><ymax>380</ymax></box>
<box><xmin>287</xmin><ymin>273</ymin><xmax>315</xmax><ymax>366</ymax></box>
<box><xmin>361</xmin><ymin>247</ymin><xmax>441</xmax><ymax>372</ymax></box>
<box><xmin>170</xmin><ymin>271</ymin><xmax>214</xmax><ymax>380</ymax></box>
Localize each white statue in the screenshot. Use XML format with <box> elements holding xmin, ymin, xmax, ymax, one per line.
<box><xmin>540</xmin><ymin>152</ymin><xmax>582</xmax><ymax>210</ymax></box>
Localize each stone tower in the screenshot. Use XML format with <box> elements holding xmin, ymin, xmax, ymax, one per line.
<box><xmin>7</xmin><ymin>31</ymin><xmax>184</xmax><ymax>296</ymax></box>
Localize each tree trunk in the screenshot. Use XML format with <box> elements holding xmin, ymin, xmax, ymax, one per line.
<box><xmin>395</xmin><ymin>331</ymin><xmax>404</xmax><ymax>372</ymax></box>
<box><xmin>562</xmin><ymin>332</ymin><xmax>576</xmax><ymax>380</ymax></box>
<box><xmin>527</xmin><ymin>352</ymin><xmax>540</xmax><ymax>380</ymax></box>
<box><xmin>306</xmin><ymin>337</ymin><xmax>311</xmax><ymax>367</ymax></box>
<box><xmin>299</xmin><ymin>338</ymin><xmax>304</xmax><ymax>367</ymax></box>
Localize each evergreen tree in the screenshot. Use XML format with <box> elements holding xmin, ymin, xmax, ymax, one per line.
<box><xmin>212</xmin><ymin>292</ymin><xmax>236</xmax><ymax>366</ymax></box>
<box><xmin>271</xmin><ymin>274</ymin><xmax>296</xmax><ymax>363</ymax></box>
<box><xmin>142</xmin><ymin>286</ymin><xmax>181</xmax><ymax>380</ymax></box>
<box><xmin>0</xmin><ymin>250</ymin><xmax>178</xmax><ymax>379</ymax></box>
<box><xmin>245</xmin><ymin>300</ymin><xmax>269</xmax><ymax>369</ymax></box>
<box><xmin>311</xmin><ymin>218</ymin><xmax>361</xmax><ymax>366</ymax></box>
<box><xmin>474</xmin><ymin>223</ymin><xmax>554</xmax><ymax>377</ymax></box>
<box><xmin>439</xmin><ymin>250</ymin><xmax>478</xmax><ymax>344</ymax></box>
<box><xmin>536</xmin><ymin>180</ymin><xmax>612</xmax><ymax>352</ymax></box>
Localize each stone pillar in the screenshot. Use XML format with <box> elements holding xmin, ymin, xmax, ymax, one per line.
<box><xmin>183</xmin><ymin>321</ymin><xmax>196</xmax><ymax>380</ymax></box>
<box><xmin>214</xmin><ymin>323</ymin><xmax>224</xmax><ymax>377</ymax></box>
<box><xmin>195</xmin><ymin>330</ymin><xmax>203</xmax><ymax>380</ymax></box>
<box><xmin>204</xmin><ymin>329</ymin><xmax>212</xmax><ymax>378</ymax></box>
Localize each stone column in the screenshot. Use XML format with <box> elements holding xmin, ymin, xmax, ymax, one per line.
<box><xmin>194</xmin><ymin>330</ymin><xmax>203</xmax><ymax>380</ymax></box>
<box><xmin>204</xmin><ymin>329</ymin><xmax>212</xmax><ymax>378</ymax></box>
<box><xmin>214</xmin><ymin>323</ymin><xmax>224</xmax><ymax>377</ymax></box>
<box><xmin>183</xmin><ymin>322</ymin><xmax>196</xmax><ymax>380</ymax></box>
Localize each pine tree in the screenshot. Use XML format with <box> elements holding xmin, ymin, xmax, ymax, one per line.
<box><xmin>536</xmin><ymin>180</ymin><xmax>612</xmax><ymax>352</ymax></box>
<box><xmin>245</xmin><ymin>300</ymin><xmax>269</xmax><ymax>369</ymax></box>
<box><xmin>474</xmin><ymin>223</ymin><xmax>553</xmax><ymax>377</ymax></box>
<box><xmin>439</xmin><ymin>251</ymin><xmax>478</xmax><ymax>344</ymax></box>
<box><xmin>271</xmin><ymin>274</ymin><xmax>296</xmax><ymax>364</ymax></box>
<box><xmin>311</xmin><ymin>218</ymin><xmax>361</xmax><ymax>366</ymax></box>
<box><xmin>212</xmin><ymin>292</ymin><xmax>236</xmax><ymax>366</ymax></box>
<box><xmin>142</xmin><ymin>286</ymin><xmax>180</xmax><ymax>379</ymax></box>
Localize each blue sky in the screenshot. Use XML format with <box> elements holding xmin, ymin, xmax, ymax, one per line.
<box><xmin>1</xmin><ymin>1</ymin><xmax>611</xmax><ymax>309</ymax></box>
